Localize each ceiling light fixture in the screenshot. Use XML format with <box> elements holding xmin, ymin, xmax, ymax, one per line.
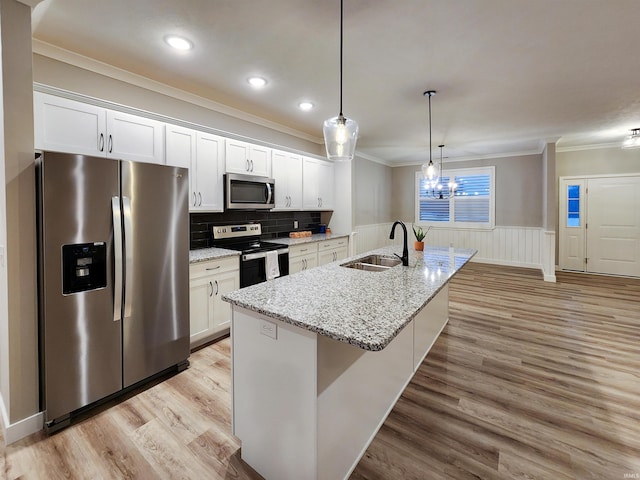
<box><xmin>622</xmin><ymin>128</ymin><xmax>640</xmax><ymax>149</ymax></box>
<box><xmin>421</xmin><ymin>90</ymin><xmax>438</xmax><ymax>184</ymax></box>
<box><xmin>164</xmin><ymin>35</ymin><xmax>193</xmax><ymax>51</ymax></box>
<box><xmin>425</xmin><ymin>144</ymin><xmax>457</xmax><ymax>199</ymax></box>
<box><xmin>323</xmin><ymin>0</ymin><xmax>359</xmax><ymax>162</ymax></box>
<box><xmin>299</xmin><ymin>101</ymin><xmax>314</xmax><ymax>111</ymax></box>
<box><xmin>248</xmin><ymin>76</ymin><xmax>267</xmax><ymax>89</ymax></box>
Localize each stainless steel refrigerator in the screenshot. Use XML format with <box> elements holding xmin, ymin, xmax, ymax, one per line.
<box><xmin>36</xmin><ymin>151</ymin><xmax>190</xmax><ymax>431</ymax></box>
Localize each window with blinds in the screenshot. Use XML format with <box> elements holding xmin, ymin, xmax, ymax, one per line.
<box><xmin>415</xmin><ymin>166</ymin><xmax>495</xmax><ymax>229</ymax></box>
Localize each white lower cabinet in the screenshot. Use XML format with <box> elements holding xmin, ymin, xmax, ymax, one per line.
<box><xmin>189</xmin><ymin>256</ymin><xmax>239</xmax><ymax>349</ymax></box>
<box><xmin>317</xmin><ymin>237</ymin><xmax>349</xmax><ymax>266</ymax></box>
<box><xmin>289</xmin><ymin>243</ymin><xmax>319</xmax><ymax>274</ymax></box>
<box><xmin>289</xmin><ymin>237</ymin><xmax>349</xmax><ymax>273</ymax></box>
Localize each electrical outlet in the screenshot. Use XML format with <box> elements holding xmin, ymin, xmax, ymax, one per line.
<box><xmin>260</xmin><ymin>319</ymin><xmax>277</xmax><ymax>339</ymax></box>
<box><xmin>293</xmin><ymin>220</ymin><xmax>299</xmax><ymax>229</ymax></box>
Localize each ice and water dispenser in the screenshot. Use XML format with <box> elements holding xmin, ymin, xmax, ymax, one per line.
<box><xmin>62</xmin><ymin>242</ymin><xmax>107</xmax><ymax>294</ymax></box>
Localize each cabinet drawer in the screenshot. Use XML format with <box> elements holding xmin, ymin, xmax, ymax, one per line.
<box><xmin>318</xmin><ymin>237</ymin><xmax>349</xmax><ymax>251</ymax></box>
<box><xmin>190</xmin><ymin>256</ymin><xmax>239</xmax><ymax>278</ymax></box>
<box><xmin>289</xmin><ymin>243</ymin><xmax>318</xmax><ymax>259</ymax></box>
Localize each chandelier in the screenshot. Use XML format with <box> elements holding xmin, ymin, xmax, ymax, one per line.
<box><xmin>424</xmin><ymin>144</ymin><xmax>457</xmax><ymax>199</ymax></box>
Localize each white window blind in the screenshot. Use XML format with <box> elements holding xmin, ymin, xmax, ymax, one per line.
<box><xmin>415</xmin><ymin>166</ymin><xmax>495</xmax><ymax>229</ymax></box>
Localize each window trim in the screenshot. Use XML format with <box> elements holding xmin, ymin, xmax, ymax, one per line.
<box><xmin>414</xmin><ymin>165</ymin><xmax>495</xmax><ymax>230</ymax></box>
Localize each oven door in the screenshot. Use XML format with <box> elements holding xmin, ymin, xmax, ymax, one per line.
<box><xmin>226</xmin><ymin>173</ymin><xmax>275</xmax><ymax>210</ymax></box>
<box><xmin>240</xmin><ymin>249</ymin><xmax>289</xmax><ymax>288</ymax></box>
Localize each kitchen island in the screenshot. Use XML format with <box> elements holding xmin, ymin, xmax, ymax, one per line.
<box><xmin>223</xmin><ymin>245</ymin><xmax>476</xmax><ymax>480</ymax></box>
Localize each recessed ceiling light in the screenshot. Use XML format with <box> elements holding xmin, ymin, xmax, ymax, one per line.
<box><xmin>298</xmin><ymin>102</ymin><xmax>314</xmax><ymax>111</ymax></box>
<box><xmin>248</xmin><ymin>77</ymin><xmax>267</xmax><ymax>89</ymax></box>
<box><xmin>164</xmin><ymin>35</ymin><xmax>193</xmax><ymax>51</ymax></box>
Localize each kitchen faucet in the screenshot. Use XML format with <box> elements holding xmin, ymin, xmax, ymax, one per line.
<box><xmin>389</xmin><ymin>221</ymin><xmax>409</xmax><ymax>266</ymax></box>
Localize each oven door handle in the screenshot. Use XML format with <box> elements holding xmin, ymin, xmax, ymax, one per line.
<box><xmin>242</xmin><ymin>247</ymin><xmax>288</xmax><ymax>262</ymax></box>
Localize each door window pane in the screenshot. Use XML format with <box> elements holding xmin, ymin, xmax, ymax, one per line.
<box><xmin>567</xmin><ymin>185</ymin><xmax>580</xmax><ymax>227</ymax></box>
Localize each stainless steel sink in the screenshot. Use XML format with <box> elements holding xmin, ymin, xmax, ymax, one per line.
<box><xmin>341</xmin><ymin>254</ymin><xmax>402</xmax><ymax>272</ymax></box>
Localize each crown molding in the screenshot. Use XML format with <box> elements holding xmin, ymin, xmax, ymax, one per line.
<box><xmin>32</xmin><ymin>39</ymin><xmax>324</xmax><ymax>145</ymax></box>
<box><xmin>555</xmin><ymin>141</ymin><xmax>621</xmax><ymax>153</ymax></box>
<box><xmin>355</xmin><ymin>150</ymin><xmax>394</xmax><ymax>167</ymax></box>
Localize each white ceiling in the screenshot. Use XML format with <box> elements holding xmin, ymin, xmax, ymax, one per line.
<box><xmin>31</xmin><ymin>0</ymin><xmax>640</xmax><ymax>165</ymax></box>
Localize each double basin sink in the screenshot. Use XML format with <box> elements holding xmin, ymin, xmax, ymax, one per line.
<box><xmin>341</xmin><ymin>254</ymin><xmax>402</xmax><ymax>272</ymax></box>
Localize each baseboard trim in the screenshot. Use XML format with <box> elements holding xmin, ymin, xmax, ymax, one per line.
<box><xmin>470</xmin><ymin>256</ymin><xmax>542</xmax><ymax>271</ymax></box>
<box><xmin>0</xmin><ymin>396</ymin><xmax>43</xmax><ymax>445</ymax></box>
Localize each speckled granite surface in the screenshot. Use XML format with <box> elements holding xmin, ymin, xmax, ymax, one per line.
<box><xmin>189</xmin><ymin>247</ymin><xmax>240</xmax><ymax>263</ymax></box>
<box><xmin>270</xmin><ymin>233</ymin><xmax>350</xmax><ymax>246</ymax></box>
<box><xmin>223</xmin><ymin>245</ymin><xmax>476</xmax><ymax>351</ymax></box>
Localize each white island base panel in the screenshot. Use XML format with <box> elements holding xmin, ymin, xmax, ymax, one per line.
<box><xmin>231</xmin><ymin>285</ymin><xmax>449</xmax><ymax>480</ymax></box>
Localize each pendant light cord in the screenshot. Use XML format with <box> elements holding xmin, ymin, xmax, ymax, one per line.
<box><xmin>428</xmin><ymin>92</ymin><xmax>432</xmax><ymax>163</ymax></box>
<box><xmin>339</xmin><ymin>0</ymin><xmax>344</xmax><ymax>117</ymax></box>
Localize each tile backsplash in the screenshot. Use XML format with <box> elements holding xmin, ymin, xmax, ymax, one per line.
<box><xmin>190</xmin><ymin>211</ymin><xmax>322</xmax><ymax>249</ymax></box>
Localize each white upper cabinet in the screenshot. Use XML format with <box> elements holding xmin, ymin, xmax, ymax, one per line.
<box><xmin>195</xmin><ymin>132</ymin><xmax>225</xmax><ymax>211</ymax></box>
<box><xmin>303</xmin><ymin>157</ymin><xmax>334</xmax><ymax>210</ymax></box>
<box><xmin>166</xmin><ymin>124</ymin><xmax>224</xmax><ymax>212</ymax></box>
<box><xmin>106</xmin><ymin>110</ymin><xmax>164</xmax><ymax>164</ymax></box>
<box><xmin>225</xmin><ymin>138</ymin><xmax>272</xmax><ymax>177</ymax></box>
<box><xmin>272</xmin><ymin>149</ymin><xmax>303</xmax><ymax>210</ymax></box>
<box><xmin>34</xmin><ymin>92</ymin><xmax>164</xmax><ymax>164</ymax></box>
<box><xmin>34</xmin><ymin>92</ymin><xmax>106</xmax><ymax>156</ymax></box>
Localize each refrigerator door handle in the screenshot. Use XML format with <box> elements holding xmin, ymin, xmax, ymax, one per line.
<box><xmin>122</xmin><ymin>196</ymin><xmax>134</xmax><ymax>319</ymax></box>
<box><xmin>111</xmin><ymin>196</ymin><xmax>123</xmax><ymax>322</ymax></box>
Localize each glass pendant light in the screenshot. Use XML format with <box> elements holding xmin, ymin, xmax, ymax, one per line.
<box><xmin>323</xmin><ymin>0</ymin><xmax>359</xmax><ymax>162</ymax></box>
<box><xmin>421</xmin><ymin>90</ymin><xmax>438</xmax><ymax>186</ymax></box>
<box><xmin>622</xmin><ymin>128</ymin><xmax>640</xmax><ymax>149</ymax></box>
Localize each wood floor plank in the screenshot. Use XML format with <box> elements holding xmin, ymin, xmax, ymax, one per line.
<box><xmin>2</xmin><ymin>263</ymin><xmax>640</xmax><ymax>479</ymax></box>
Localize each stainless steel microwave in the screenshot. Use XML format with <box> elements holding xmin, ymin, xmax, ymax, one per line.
<box><xmin>225</xmin><ymin>173</ymin><xmax>275</xmax><ymax>210</ymax></box>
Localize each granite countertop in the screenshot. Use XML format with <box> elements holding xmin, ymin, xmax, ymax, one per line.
<box><xmin>223</xmin><ymin>245</ymin><xmax>476</xmax><ymax>351</ymax></box>
<box><xmin>270</xmin><ymin>233</ymin><xmax>350</xmax><ymax>246</ymax></box>
<box><xmin>189</xmin><ymin>247</ymin><xmax>240</xmax><ymax>264</ymax></box>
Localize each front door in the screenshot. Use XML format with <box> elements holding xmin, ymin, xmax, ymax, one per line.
<box><xmin>586</xmin><ymin>176</ymin><xmax>640</xmax><ymax>277</ymax></box>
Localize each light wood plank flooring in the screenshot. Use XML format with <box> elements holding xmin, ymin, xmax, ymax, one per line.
<box><xmin>2</xmin><ymin>263</ymin><xmax>640</xmax><ymax>479</ymax></box>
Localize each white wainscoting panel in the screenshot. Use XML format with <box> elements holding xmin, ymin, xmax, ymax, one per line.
<box><xmin>353</xmin><ymin>223</ymin><xmax>545</xmax><ymax>272</ymax></box>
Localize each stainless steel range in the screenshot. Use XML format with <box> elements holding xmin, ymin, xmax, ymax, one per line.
<box><xmin>212</xmin><ymin>224</ymin><xmax>289</xmax><ymax>287</ymax></box>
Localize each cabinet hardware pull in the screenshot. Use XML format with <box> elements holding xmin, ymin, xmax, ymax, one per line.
<box><xmin>300</xmin><ymin>248</ymin><xmax>308</xmax><ymax>252</ymax></box>
<box><xmin>209</xmin><ymin>281</ymin><xmax>213</xmax><ymax>297</ymax></box>
<box><xmin>246</xmin><ymin>159</ymin><xmax>250</xmax><ymax>171</ymax></box>
<box><xmin>193</xmin><ymin>192</ymin><xmax>197</xmax><ymax>206</ymax></box>
<box><xmin>108</xmin><ymin>134</ymin><xmax>113</xmax><ymax>153</ymax></box>
<box><xmin>198</xmin><ymin>192</ymin><xmax>202</xmax><ymax>206</ymax></box>
<box><xmin>214</xmin><ymin>280</ymin><xmax>219</xmax><ymax>295</ymax></box>
<box><xmin>206</xmin><ymin>266</ymin><xmax>221</xmax><ymax>271</ymax></box>
<box><xmin>250</xmin><ymin>159</ymin><xmax>254</xmax><ymax>171</ymax></box>
<box><xmin>99</xmin><ymin>133</ymin><xmax>104</xmax><ymax>152</ymax></box>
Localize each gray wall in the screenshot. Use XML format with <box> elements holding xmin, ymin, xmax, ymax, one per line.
<box><xmin>353</xmin><ymin>156</ymin><xmax>393</xmax><ymax>226</ymax></box>
<box><xmin>392</xmin><ymin>153</ymin><xmax>544</xmax><ymax>227</ymax></box>
<box><xmin>557</xmin><ymin>146</ymin><xmax>640</xmax><ymax>177</ymax></box>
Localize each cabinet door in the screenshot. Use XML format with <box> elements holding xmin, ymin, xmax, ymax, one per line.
<box><xmin>302</xmin><ymin>157</ymin><xmax>321</xmax><ymax>209</ymax></box>
<box><xmin>189</xmin><ymin>275</ymin><xmax>215</xmax><ymax>347</ymax></box>
<box><xmin>287</xmin><ymin>154</ymin><xmax>303</xmax><ymax>209</ymax></box>
<box><xmin>165</xmin><ymin>124</ymin><xmax>195</xmax><ymax>169</ymax></box>
<box><xmin>194</xmin><ymin>132</ymin><xmax>225</xmax><ymax>212</ymax></box>
<box><xmin>106</xmin><ymin>110</ymin><xmax>164</xmax><ymax>164</ymax></box>
<box><xmin>318</xmin><ymin>250</ymin><xmax>336</xmax><ymax>266</ymax></box>
<box><xmin>211</xmin><ymin>269</ymin><xmax>239</xmax><ymax>331</ymax></box>
<box><xmin>249</xmin><ymin>144</ymin><xmax>272</xmax><ymax>177</ymax></box>
<box><xmin>34</xmin><ymin>91</ymin><xmax>106</xmax><ymax>156</ymax></box>
<box><xmin>289</xmin><ymin>252</ymin><xmax>318</xmax><ymax>274</ymax></box>
<box><xmin>318</xmin><ymin>160</ymin><xmax>335</xmax><ymax>209</ymax></box>
<box><xmin>165</xmin><ymin>124</ymin><xmax>198</xmax><ymax>208</ymax></box>
<box><xmin>225</xmin><ymin>139</ymin><xmax>251</xmax><ymax>174</ymax></box>
<box><xmin>272</xmin><ymin>150</ymin><xmax>303</xmax><ymax>210</ymax></box>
